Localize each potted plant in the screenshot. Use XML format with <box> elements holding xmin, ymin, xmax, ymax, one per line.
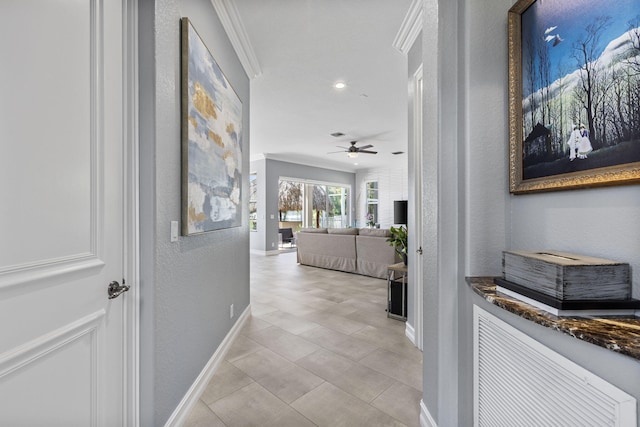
<box><xmin>365</xmin><ymin>213</ymin><xmax>376</xmax><ymax>228</ymax></box>
<box><xmin>387</xmin><ymin>225</ymin><xmax>408</xmax><ymax>265</ymax></box>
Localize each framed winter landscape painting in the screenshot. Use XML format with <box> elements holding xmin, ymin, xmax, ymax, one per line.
<box><xmin>181</xmin><ymin>18</ymin><xmax>242</xmax><ymax>234</ymax></box>
<box><xmin>508</xmin><ymin>0</ymin><xmax>640</xmax><ymax>193</ymax></box>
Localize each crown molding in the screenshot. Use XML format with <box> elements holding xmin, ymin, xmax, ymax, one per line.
<box><xmin>210</xmin><ymin>0</ymin><xmax>262</xmax><ymax>79</ymax></box>
<box><xmin>392</xmin><ymin>0</ymin><xmax>423</xmax><ymax>54</ymax></box>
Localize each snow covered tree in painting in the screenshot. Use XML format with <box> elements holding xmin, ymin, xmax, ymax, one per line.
<box><xmin>519</xmin><ymin>0</ymin><xmax>640</xmax><ymax>180</ymax></box>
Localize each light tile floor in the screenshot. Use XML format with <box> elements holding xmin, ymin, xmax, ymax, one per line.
<box><xmin>184</xmin><ymin>251</ymin><xmax>423</xmax><ymax>427</ymax></box>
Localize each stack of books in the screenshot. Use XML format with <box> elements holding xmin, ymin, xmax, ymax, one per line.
<box><xmin>495</xmin><ymin>250</ymin><xmax>639</xmax><ymax>315</ymax></box>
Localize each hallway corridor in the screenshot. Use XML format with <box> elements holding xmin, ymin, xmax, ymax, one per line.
<box><xmin>185</xmin><ymin>251</ymin><xmax>422</xmax><ymax>426</ymax></box>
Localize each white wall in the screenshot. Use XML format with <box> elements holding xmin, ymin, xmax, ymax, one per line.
<box><xmin>249</xmin><ymin>159</ymin><xmax>267</xmax><ymax>251</ymax></box>
<box><xmin>355</xmin><ymin>165</ymin><xmax>409</xmax><ymax>228</ymax></box>
<box><xmin>406</xmin><ymin>29</ymin><xmax>423</xmax><ymax>337</ymax></box>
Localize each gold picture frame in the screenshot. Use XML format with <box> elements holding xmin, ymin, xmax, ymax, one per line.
<box><xmin>508</xmin><ymin>0</ymin><xmax>640</xmax><ymax>194</ymax></box>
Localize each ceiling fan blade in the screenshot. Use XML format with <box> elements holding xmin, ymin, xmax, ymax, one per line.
<box><xmin>336</xmin><ymin>146</ymin><xmax>349</xmax><ymax>149</ymax></box>
<box><xmin>358</xmin><ymin>150</ymin><xmax>377</xmax><ymax>154</ymax></box>
<box><xmin>327</xmin><ymin>150</ymin><xmax>346</xmax><ymax>154</ymax></box>
<box><xmin>357</xmin><ymin>144</ymin><xmax>373</xmax><ymax>150</ymax></box>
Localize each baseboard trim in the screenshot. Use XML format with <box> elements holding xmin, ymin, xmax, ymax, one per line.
<box><xmin>420</xmin><ymin>399</ymin><xmax>438</xmax><ymax>427</ymax></box>
<box><xmin>405</xmin><ymin>321</ymin><xmax>416</xmax><ymax>345</ymax></box>
<box><xmin>164</xmin><ymin>305</ymin><xmax>251</xmax><ymax>427</ymax></box>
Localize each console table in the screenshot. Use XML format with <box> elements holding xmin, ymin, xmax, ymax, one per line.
<box><xmin>387</xmin><ymin>262</ymin><xmax>408</xmax><ymax>321</ymax></box>
<box><xmin>467</xmin><ymin>277</ymin><xmax>640</xmax><ymax>361</ymax></box>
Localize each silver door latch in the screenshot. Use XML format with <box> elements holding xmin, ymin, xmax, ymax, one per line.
<box><xmin>108</xmin><ymin>279</ymin><xmax>130</xmax><ymax>299</ymax></box>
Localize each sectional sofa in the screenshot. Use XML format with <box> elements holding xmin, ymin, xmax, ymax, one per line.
<box><xmin>295</xmin><ymin>228</ymin><xmax>400</xmax><ymax>279</ymax></box>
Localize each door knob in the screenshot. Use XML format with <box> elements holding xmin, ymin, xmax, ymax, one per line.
<box><xmin>108</xmin><ymin>280</ymin><xmax>130</xmax><ymax>300</ymax></box>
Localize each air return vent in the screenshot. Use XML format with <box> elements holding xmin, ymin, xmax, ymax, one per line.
<box><xmin>474</xmin><ymin>306</ymin><xmax>636</xmax><ymax>427</ymax></box>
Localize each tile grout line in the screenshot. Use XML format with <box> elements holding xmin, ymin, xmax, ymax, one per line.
<box><xmin>185</xmin><ymin>251</ymin><xmax>422</xmax><ymax>426</ymax></box>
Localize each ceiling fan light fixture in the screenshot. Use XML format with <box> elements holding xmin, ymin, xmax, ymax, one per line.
<box><xmin>347</xmin><ymin>152</ymin><xmax>358</xmax><ymax>158</ymax></box>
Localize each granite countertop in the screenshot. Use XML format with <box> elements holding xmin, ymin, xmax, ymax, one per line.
<box><xmin>467</xmin><ymin>277</ymin><xmax>640</xmax><ymax>361</ymax></box>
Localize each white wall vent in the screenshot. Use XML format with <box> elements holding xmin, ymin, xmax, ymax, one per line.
<box><xmin>474</xmin><ymin>305</ymin><xmax>636</xmax><ymax>427</ymax></box>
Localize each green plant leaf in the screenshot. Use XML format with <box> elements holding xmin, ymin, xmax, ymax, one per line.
<box><xmin>386</xmin><ymin>225</ymin><xmax>408</xmax><ymax>256</ymax></box>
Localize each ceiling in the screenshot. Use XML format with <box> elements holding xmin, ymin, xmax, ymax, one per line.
<box><xmin>231</xmin><ymin>0</ymin><xmax>413</xmax><ymax>173</ymax></box>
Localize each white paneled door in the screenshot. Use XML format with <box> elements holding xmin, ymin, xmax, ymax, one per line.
<box><xmin>0</xmin><ymin>0</ymin><xmax>130</xmax><ymax>425</ymax></box>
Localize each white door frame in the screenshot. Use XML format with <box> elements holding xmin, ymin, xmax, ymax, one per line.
<box><xmin>411</xmin><ymin>64</ymin><xmax>424</xmax><ymax>351</ymax></box>
<box><xmin>123</xmin><ymin>0</ymin><xmax>140</xmax><ymax>424</ymax></box>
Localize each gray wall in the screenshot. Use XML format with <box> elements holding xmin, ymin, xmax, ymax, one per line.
<box><xmin>462</xmin><ymin>1</ymin><xmax>640</xmax><ymax>291</ymax></box>
<box><xmin>250</xmin><ymin>158</ymin><xmax>356</xmax><ymax>252</ymax></box>
<box><xmin>420</xmin><ymin>0</ymin><xmax>464</xmax><ymax>423</ymax></box>
<box><xmin>422</xmin><ymin>0</ymin><xmax>640</xmax><ymax>425</ymax></box>
<box><xmin>139</xmin><ymin>0</ymin><xmax>250</xmax><ymax>425</ymax></box>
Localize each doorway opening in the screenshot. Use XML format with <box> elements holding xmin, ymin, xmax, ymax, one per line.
<box><xmin>277</xmin><ymin>178</ymin><xmax>351</xmax><ymax>251</ymax></box>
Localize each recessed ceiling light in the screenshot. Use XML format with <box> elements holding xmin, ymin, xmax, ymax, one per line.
<box><xmin>334</xmin><ymin>82</ymin><xmax>346</xmax><ymax>89</ymax></box>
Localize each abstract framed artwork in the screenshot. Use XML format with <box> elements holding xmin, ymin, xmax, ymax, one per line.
<box><xmin>508</xmin><ymin>0</ymin><xmax>640</xmax><ymax>193</ymax></box>
<box><xmin>181</xmin><ymin>18</ymin><xmax>242</xmax><ymax>234</ymax></box>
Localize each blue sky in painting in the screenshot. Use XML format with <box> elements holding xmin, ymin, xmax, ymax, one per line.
<box><xmin>522</xmin><ymin>0</ymin><xmax>638</xmax><ymax>96</ymax></box>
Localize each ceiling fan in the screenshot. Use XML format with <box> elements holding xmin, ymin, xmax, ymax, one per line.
<box><xmin>328</xmin><ymin>141</ymin><xmax>378</xmax><ymax>158</ymax></box>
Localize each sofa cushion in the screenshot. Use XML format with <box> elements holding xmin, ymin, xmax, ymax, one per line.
<box><xmin>298</xmin><ymin>228</ymin><xmax>328</xmax><ymax>233</ymax></box>
<box><xmin>327</xmin><ymin>228</ymin><xmax>359</xmax><ymax>235</ymax></box>
<box><xmin>358</xmin><ymin>228</ymin><xmax>392</xmax><ymax>238</ymax></box>
<box><xmin>356</xmin><ymin>235</ymin><xmax>399</xmax><ymax>278</ymax></box>
<box><xmin>296</xmin><ymin>232</ymin><xmax>357</xmax><ymax>273</ymax></box>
